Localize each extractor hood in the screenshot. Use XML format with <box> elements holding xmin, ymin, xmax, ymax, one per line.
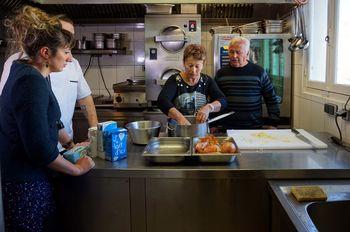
<box><xmin>0</xmin><ymin>1</ymin><xmax>295</xmax><ymax>23</ymax></box>
<box><xmin>35</xmin><ymin>0</ymin><xmax>295</xmax><ymax>3</ymax></box>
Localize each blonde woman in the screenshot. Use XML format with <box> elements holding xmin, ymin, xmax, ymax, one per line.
<box><xmin>0</xmin><ymin>6</ymin><xmax>94</xmax><ymax>232</ymax></box>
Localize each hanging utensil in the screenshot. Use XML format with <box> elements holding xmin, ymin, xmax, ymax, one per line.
<box><xmin>289</xmin><ymin>6</ymin><xmax>304</xmax><ymax>51</ymax></box>
<box><xmin>298</xmin><ymin>5</ymin><xmax>310</xmax><ymax>49</ymax></box>
<box><xmin>288</xmin><ymin>6</ymin><xmax>302</xmax><ymax>51</ymax></box>
<box><xmin>288</xmin><ymin>7</ymin><xmax>299</xmax><ymax>43</ymax></box>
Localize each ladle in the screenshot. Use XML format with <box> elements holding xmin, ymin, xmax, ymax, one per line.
<box><xmin>288</xmin><ymin>6</ymin><xmax>303</xmax><ymax>51</ymax></box>
<box><xmin>288</xmin><ymin>7</ymin><xmax>300</xmax><ymax>43</ymax></box>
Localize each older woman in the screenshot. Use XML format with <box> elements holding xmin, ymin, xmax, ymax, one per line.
<box><xmin>0</xmin><ymin>6</ymin><xmax>94</xmax><ymax>232</ymax></box>
<box><xmin>157</xmin><ymin>44</ymin><xmax>227</xmax><ymax>125</ymax></box>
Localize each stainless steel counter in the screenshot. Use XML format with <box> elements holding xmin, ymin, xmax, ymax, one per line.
<box><xmin>57</xmin><ymin>132</ymin><xmax>350</xmax><ymax>232</ymax></box>
<box><xmin>89</xmin><ymin>132</ymin><xmax>350</xmax><ymax>179</ymax></box>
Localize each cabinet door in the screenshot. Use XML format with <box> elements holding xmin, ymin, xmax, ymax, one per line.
<box><xmin>56</xmin><ymin>176</ymin><xmax>130</xmax><ymax>232</ymax></box>
<box><xmin>145</xmin><ymin>178</ymin><xmax>269</xmax><ymax>232</ymax></box>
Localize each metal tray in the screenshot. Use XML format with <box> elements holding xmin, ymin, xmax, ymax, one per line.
<box><xmin>192</xmin><ymin>137</ymin><xmax>240</xmax><ymax>163</ymax></box>
<box><xmin>142</xmin><ymin>137</ymin><xmax>191</xmax><ymax>163</ymax></box>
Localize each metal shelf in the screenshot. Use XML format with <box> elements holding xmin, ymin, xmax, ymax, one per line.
<box><xmin>71</xmin><ymin>49</ymin><xmax>126</xmax><ymax>55</ymax></box>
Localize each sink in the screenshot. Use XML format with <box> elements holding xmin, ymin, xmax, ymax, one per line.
<box><xmin>307</xmin><ymin>200</ymin><xmax>350</xmax><ymax>232</ymax></box>
<box><xmin>269</xmin><ymin>180</ymin><xmax>350</xmax><ymax>232</ymax></box>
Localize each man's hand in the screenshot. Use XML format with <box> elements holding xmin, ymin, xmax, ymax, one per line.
<box><xmin>262</xmin><ymin>125</ymin><xmax>277</xmax><ymax>129</ymax></box>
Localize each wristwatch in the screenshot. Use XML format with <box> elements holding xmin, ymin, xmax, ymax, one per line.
<box><xmin>62</xmin><ymin>139</ymin><xmax>75</xmax><ymax>150</ymax></box>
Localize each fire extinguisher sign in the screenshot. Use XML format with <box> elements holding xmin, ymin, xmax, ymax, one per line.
<box><xmin>189</xmin><ymin>20</ymin><xmax>197</xmax><ymax>32</ymax></box>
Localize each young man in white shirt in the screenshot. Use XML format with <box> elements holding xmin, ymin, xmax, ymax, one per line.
<box><xmin>0</xmin><ymin>17</ymin><xmax>98</xmax><ymax>150</ymax></box>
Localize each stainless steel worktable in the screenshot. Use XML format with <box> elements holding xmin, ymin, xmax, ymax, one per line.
<box><xmin>58</xmin><ymin>132</ymin><xmax>350</xmax><ymax>232</ymax></box>
<box><xmin>89</xmin><ymin>132</ymin><xmax>350</xmax><ymax>179</ymax></box>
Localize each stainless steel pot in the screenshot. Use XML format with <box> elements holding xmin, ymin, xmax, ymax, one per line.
<box><xmin>94</xmin><ymin>33</ymin><xmax>105</xmax><ymax>49</ymax></box>
<box><xmin>106</xmin><ymin>38</ymin><xmax>116</xmax><ymax>49</ymax></box>
<box><xmin>167</xmin><ymin>112</ymin><xmax>235</xmax><ymax>137</ymax></box>
<box><xmin>168</xmin><ymin>116</ymin><xmax>208</xmax><ymax>137</ymax></box>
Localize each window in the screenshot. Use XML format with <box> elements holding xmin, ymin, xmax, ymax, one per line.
<box><xmin>335</xmin><ymin>0</ymin><xmax>350</xmax><ymax>86</ymax></box>
<box><xmin>307</xmin><ymin>0</ymin><xmax>350</xmax><ymax>94</ymax></box>
<box><xmin>308</xmin><ymin>0</ymin><xmax>327</xmax><ymax>83</ymax></box>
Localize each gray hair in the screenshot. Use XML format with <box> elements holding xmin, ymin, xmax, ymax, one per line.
<box><xmin>229</xmin><ymin>37</ymin><xmax>250</xmax><ymax>55</ymax></box>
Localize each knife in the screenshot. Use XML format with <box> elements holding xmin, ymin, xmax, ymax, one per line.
<box><xmin>291</xmin><ymin>128</ymin><xmax>317</xmax><ymax>149</ymax></box>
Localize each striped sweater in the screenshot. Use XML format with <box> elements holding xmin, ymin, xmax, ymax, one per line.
<box><xmin>214</xmin><ymin>61</ymin><xmax>280</xmax><ymax>129</ymax></box>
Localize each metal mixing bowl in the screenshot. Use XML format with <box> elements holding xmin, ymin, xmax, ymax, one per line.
<box><xmin>125</xmin><ymin>121</ymin><xmax>161</xmax><ymax>145</ymax></box>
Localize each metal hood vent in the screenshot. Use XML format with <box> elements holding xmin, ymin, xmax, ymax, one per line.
<box><xmin>36</xmin><ymin>4</ymin><xmax>149</xmax><ymax>23</ymax></box>
<box><xmin>0</xmin><ymin>0</ymin><xmax>27</xmax><ymax>16</ymax></box>
<box><xmin>0</xmin><ymin>1</ymin><xmax>293</xmax><ymax>23</ymax></box>
<box><xmin>200</xmin><ymin>4</ymin><xmax>254</xmax><ymax>19</ymax></box>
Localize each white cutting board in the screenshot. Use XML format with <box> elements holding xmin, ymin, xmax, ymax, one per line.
<box><xmin>227</xmin><ymin>129</ymin><xmax>328</xmax><ymax>150</ymax></box>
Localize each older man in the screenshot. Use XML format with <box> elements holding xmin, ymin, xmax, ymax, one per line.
<box><xmin>0</xmin><ymin>16</ymin><xmax>98</xmax><ymax>150</ymax></box>
<box><xmin>214</xmin><ymin>37</ymin><xmax>280</xmax><ymax>129</ymax></box>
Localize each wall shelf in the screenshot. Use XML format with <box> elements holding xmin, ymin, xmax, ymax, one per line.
<box><xmin>71</xmin><ymin>48</ymin><xmax>126</xmax><ymax>55</ymax></box>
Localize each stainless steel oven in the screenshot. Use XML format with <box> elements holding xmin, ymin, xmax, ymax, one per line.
<box><xmin>145</xmin><ymin>14</ymin><xmax>201</xmax><ymax>102</ymax></box>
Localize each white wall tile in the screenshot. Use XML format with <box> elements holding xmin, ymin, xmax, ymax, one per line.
<box><xmin>206</xmin><ymin>40</ymin><xmax>213</xmax><ymax>65</ymax></box>
<box><xmin>134</xmin><ymin>41</ymin><xmax>145</xmax><ymax>65</ymax></box>
<box><xmin>84</xmin><ymin>66</ymin><xmax>100</xmax><ymax>90</ymax></box>
<box><xmin>97</xmin><ymin>66</ymin><xmax>117</xmax><ymax>91</ymax></box>
<box><xmin>95</xmin><ymin>55</ymin><xmax>117</xmax><ymax>66</ymax></box>
<box><xmin>310</xmin><ymin>101</ymin><xmax>325</xmax><ymax>132</ymax></box>
<box><xmin>74</xmin><ymin>25</ymin><xmax>83</xmax><ymax>39</ymax></box>
<box><xmin>134</xmin><ymin>31</ymin><xmax>145</xmax><ymax>42</ymax></box>
<box><xmin>73</xmin><ymin>54</ymin><xmax>87</xmax><ymax>66</ymax></box>
<box><xmin>205</xmin><ymin>65</ymin><xmax>213</xmax><ymax>77</ymax></box>
<box><xmin>201</xmin><ymin>30</ymin><xmax>207</xmax><ymax>42</ymax></box>
<box><xmin>292</xmin><ymin>64</ymin><xmax>303</xmax><ymax>97</ymax></box>
<box><xmin>98</xmin><ymin>25</ymin><xmax>116</xmax><ymax>34</ymax></box>
<box><xmin>343</xmin><ymin>121</ymin><xmax>350</xmax><ymax>143</ymax></box>
<box><xmin>116</xmin><ymin>66</ymin><xmax>135</xmax><ymax>83</ymax></box>
<box><xmin>74</xmin><ymin>55</ymin><xmax>95</xmax><ymax>67</ymax></box>
<box><xmin>134</xmin><ymin>23</ymin><xmax>144</xmax><ymax>31</ymax></box>
<box><xmin>117</xmin><ymin>55</ymin><xmax>134</xmax><ymax>66</ymax></box>
<box><xmin>292</xmin><ymin>96</ymin><xmax>301</xmax><ymax>128</ymax></box>
<box><xmin>99</xmin><ymin>89</ymin><xmax>113</xmax><ymax>98</ymax></box>
<box><xmin>91</xmin><ymin>89</ymin><xmax>100</xmax><ymax>95</ymax></box>
<box><xmin>79</xmin><ymin>25</ymin><xmax>98</xmax><ymax>41</ymax></box>
<box><xmin>116</xmin><ymin>24</ymin><xmax>134</xmax><ymax>41</ymax></box>
<box><xmin>299</xmin><ymin>98</ymin><xmax>312</xmax><ymax>130</ymax></box>
<box><xmin>134</xmin><ymin>65</ymin><xmax>145</xmax><ymax>77</ymax></box>
<box><xmin>324</xmin><ymin>115</ymin><xmax>340</xmax><ymax>138</ymax></box>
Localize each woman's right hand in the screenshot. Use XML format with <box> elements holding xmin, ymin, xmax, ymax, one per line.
<box><xmin>168</xmin><ymin>107</ymin><xmax>191</xmax><ymax>125</ymax></box>
<box><xmin>74</xmin><ymin>156</ymin><xmax>95</xmax><ymax>176</ymax></box>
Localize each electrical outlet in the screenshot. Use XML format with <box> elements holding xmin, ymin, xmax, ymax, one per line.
<box><xmin>324</xmin><ymin>103</ymin><xmax>338</xmax><ymax>116</ymax></box>
<box><xmin>342</xmin><ymin>110</ymin><xmax>350</xmax><ymax>121</ymax></box>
